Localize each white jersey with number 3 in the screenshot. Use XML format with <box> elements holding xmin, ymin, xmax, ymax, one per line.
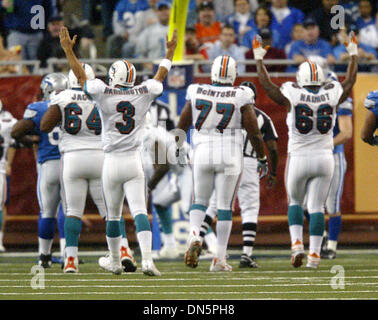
<box><xmin>84</xmin><ymin>78</ymin><xmax>163</xmax><ymax>153</ymax></box>
<box><xmin>186</xmin><ymin>83</ymin><xmax>254</xmax><ymax>147</ymax></box>
<box><xmin>50</xmin><ymin>89</ymin><xmax>102</xmax><ymax>153</ymax></box>
<box><xmin>280</xmin><ymin>80</ymin><xmax>343</xmax><ymax>153</ymax></box>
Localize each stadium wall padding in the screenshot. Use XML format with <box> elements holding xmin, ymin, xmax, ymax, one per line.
<box><xmin>0</xmin><ymin>75</ymin><xmax>364</xmax><ymax>217</ymax></box>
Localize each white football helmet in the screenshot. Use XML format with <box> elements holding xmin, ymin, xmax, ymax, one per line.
<box><xmin>211</xmin><ymin>55</ymin><xmax>237</xmax><ymax>85</ymax></box>
<box><xmin>68</xmin><ymin>64</ymin><xmax>95</xmax><ymax>88</ymax></box>
<box><xmin>108</xmin><ymin>60</ymin><xmax>136</xmax><ymax>87</ymax></box>
<box><xmin>296</xmin><ymin>61</ymin><xmax>325</xmax><ymax>87</ymax></box>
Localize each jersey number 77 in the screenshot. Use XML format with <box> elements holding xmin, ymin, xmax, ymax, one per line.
<box><xmin>195</xmin><ymin>99</ymin><xmax>235</xmax><ymax>133</ymax></box>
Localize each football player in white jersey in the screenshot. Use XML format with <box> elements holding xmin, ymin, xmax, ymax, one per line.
<box><xmin>59</xmin><ymin>26</ymin><xmax>177</xmax><ymax>275</ymax></box>
<box><xmin>40</xmin><ymin>65</ymin><xmax>136</xmax><ymax>273</ymax></box>
<box><xmin>176</xmin><ymin>55</ymin><xmax>267</xmax><ymax>271</ymax></box>
<box><xmin>0</xmin><ymin>100</ymin><xmax>17</xmax><ymax>252</ymax></box>
<box><xmin>254</xmin><ymin>32</ymin><xmax>358</xmax><ymax>269</ymax></box>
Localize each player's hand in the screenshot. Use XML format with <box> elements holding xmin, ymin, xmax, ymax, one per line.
<box><xmin>267</xmin><ymin>173</ymin><xmax>277</xmax><ymax>189</ymax></box>
<box><xmin>344</xmin><ymin>31</ymin><xmax>358</xmax><ymax>56</ymax></box>
<box><xmin>252</xmin><ymin>35</ymin><xmax>269</xmax><ymax>60</ymax></box>
<box><xmin>257</xmin><ymin>156</ymin><xmax>268</xmax><ymax>179</ymax></box>
<box><xmin>59</xmin><ymin>26</ymin><xmax>77</xmax><ymax>52</ymax></box>
<box><xmin>166</xmin><ymin>29</ymin><xmax>178</xmax><ymax>55</ymax></box>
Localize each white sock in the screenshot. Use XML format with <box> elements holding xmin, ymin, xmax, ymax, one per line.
<box><xmin>243</xmin><ymin>246</ymin><xmax>253</xmax><ymax>256</ymax></box>
<box><xmin>162</xmin><ymin>233</ymin><xmax>176</xmax><ymax>248</ymax></box>
<box><xmin>309</xmin><ymin>235</ymin><xmax>323</xmax><ymax>256</ymax></box>
<box><xmin>106</xmin><ymin>236</ymin><xmax>121</xmax><ymax>261</ymax></box>
<box><xmin>137</xmin><ymin>230</ymin><xmax>152</xmax><ymax>261</ymax></box>
<box><xmin>38</xmin><ymin>238</ymin><xmax>54</xmax><ymax>255</ymax></box>
<box><xmin>204</xmin><ymin>232</ymin><xmax>217</xmax><ymax>251</ymax></box>
<box><xmin>289</xmin><ymin>225</ymin><xmax>303</xmax><ymax>245</ymax></box>
<box><xmin>121</xmin><ymin>237</ymin><xmax>129</xmax><ymax>249</ymax></box>
<box><xmin>59</xmin><ymin>238</ymin><xmax>66</xmax><ymax>258</ymax></box>
<box><xmin>189</xmin><ymin>209</ymin><xmax>206</xmax><ymax>238</ymax></box>
<box><xmin>65</xmin><ymin>246</ymin><xmax>78</xmax><ymax>258</ymax></box>
<box><xmin>216</xmin><ymin>221</ymin><xmax>232</xmax><ymax>260</ymax></box>
<box><xmin>328</xmin><ymin>240</ymin><xmax>337</xmax><ymax>252</ymax></box>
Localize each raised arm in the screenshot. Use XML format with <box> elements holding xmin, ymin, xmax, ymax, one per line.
<box><xmin>59</xmin><ymin>26</ymin><xmax>87</xmax><ymax>89</ymax></box>
<box><xmin>339</xmin><ymin>32</ymin><xmax>358</xmax><ymax>104</ymax></box>
<box><xmin>333</xmin><ymin>115</ymin><xmax>353</xmax><ymax>147</ymax></box>
<box><xmin>153</xmin><ymin>30</ymin><xmax>178</xmax><ymax>83</ymax></box>
<box><xmin>253</xmin><ymin>36</ymin><xmax>291</xmax><ymax>111</ymax></box>
<box><xmin>40</xmin><ymin>105</ymin><xmax>62</xmax><ymax>133</ymax></box>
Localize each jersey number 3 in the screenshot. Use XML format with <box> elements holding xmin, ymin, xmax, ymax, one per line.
<box><xmin>295</xmin><ymin>104</ymin><xmax>332</xmax><ymax>134</ymax></box>
<box><xmin>116</xmin><ymin>101</ymin><xmax>135</xmax><ymax>134</ymax></box>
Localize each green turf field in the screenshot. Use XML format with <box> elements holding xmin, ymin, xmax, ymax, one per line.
<box><xmin>0</xmin><ymin>249</ymin><xmax>377</xmax><ymax>300</ymax></box>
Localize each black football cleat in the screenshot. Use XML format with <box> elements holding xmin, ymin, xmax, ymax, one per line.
<box><xmin>239</xmin><ymin>254</ymin><xmax>259</xmax><ymax>268</ymax></box>
<box><xmin>38</xmin><ymin>254</ymin><xmax>52</xmax><ymax>268</ymax></box>
<box><xmin>321</xmin><ymin>249</ymin><xmax>336</xmax><ymax>259</ymax></box>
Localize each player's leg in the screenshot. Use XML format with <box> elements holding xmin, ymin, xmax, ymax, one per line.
<box><xmin>210</xmin><ymin>148</ymin><xmax>243</xmax><ymax>272</ymax></box>
<box><xmin>285</xmin><ymin>154</ymin><xmax>309</xmax><ymax>268</ymax></box>
<box><xmin>61</xmin><ymin>152</ymin><xmax>90</xmax><ymax>273</ymax></box>
<box><xmin>37</xmin><ymin>160</ymin><xmax>61</xmax><ymax>268</ymax></box>
<box><xmin>185</xmin><ymin>145</ymin><xmax>215</xmax><ymax>268</ymax></box>
<box><xmin>56</xmin><ymin>204</ymin><xmax>65</xmax><ymax>263</ymax></box>
<box><xmin>324</xmin><ymin>152</ymin><xmax>346</xmax><ymax>259</ymax></box>
<box><xmin>100</xmin><ymin>153</ymin><xmax>125</xmax><ymax>275</ymax></box>
<box><xmin>306</xmin><ymin>154</ymin><xmax>335</xmax><ymax>268</ymax></box>
<box><xmin>124</xmin><ymin>151</ymin><xmax>160</xmax><ymax>276</ymax></box>
<box><xmin>238</xmin><ymin>158</ymin><xmax>260</xmax><ymax>268</ymax></box>
<box><xmin>0</xmin><ymin>173</ymin><xmax>7</xmax><ymax>252</ymax></box>
<box><xmin>199</xmin><ymin>191</ymin><xmax>217</xmax><ymax>256</ymax></box>
<box><xmin>152</xmin><ymin>175</ymin><xmax>179</xmax><ymax>258</ymax></box>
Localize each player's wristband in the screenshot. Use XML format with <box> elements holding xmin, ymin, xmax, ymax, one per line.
<box><xmin>159</xmin><ymin>59</ymin><xmax>172</xmax><ymax>72</ymax></box>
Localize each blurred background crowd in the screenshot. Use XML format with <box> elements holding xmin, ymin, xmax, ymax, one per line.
<box><xmin>0</xmin><ymin>0</ymin><xmax>377</xmax><ymax>74</ymax></box>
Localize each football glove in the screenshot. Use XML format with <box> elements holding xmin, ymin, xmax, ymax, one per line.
<box><xmin>252</xmin><ymin>35</ymin><xmax>270</xmax><ymax>60</ymax></box>
<box><xmin>257</xmin><ymin>156</ymin><xmax>268</xmax><ymax>179</ymax></box>
<box><xmin>344</xmin><ymin>31</ymin><xmax>358</xmax><ymax>56</ymax></box>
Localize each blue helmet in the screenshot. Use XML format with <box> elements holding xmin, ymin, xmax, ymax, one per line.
<box><xmin>364</xmin><ymin>90</ymin><xmax>378</xmax><ymax>110</ymax></box>
<box><xmin>40</xmin><ymin>73</ymin><xmax>69</xmax><ymax>100</ymax></box>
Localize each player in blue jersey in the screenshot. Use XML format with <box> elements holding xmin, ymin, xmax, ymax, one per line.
<box><xmin>11</xmin><ymin>73</ymin><xmax>68</xmax><ymax>268</ymax></box>
<box><xmin>361</xmin><ymin>90</ymin><xmax>378</xmax><ymax>146</ymax></box>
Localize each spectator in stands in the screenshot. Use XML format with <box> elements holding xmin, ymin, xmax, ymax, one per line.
<box><xmin>288</xmin><ymin>0</ymin><xmax>322</xmax><ymax>16</ymax></box>
<box><xmin>284</xmin><ymin>23</ymin><xmax>304</xmax><ymax>57</ymax></box>
<box><xmin>107</xmin><ymin>0</ymin><xmax>154</xmax><ymax>58</ymax></box>
<box><xmin>359</xmin><ymin>12</ymin><xmax>378</xmax><ymax>49</ymax></box>
<box><xmin>288</xmin><ymin>17</ymin><xmax>335</xmax><ymax>71</ymax></box>
<box><xmin>341</xmin><ymin>0</ymin><xmax>361</xmax><ymax>23</ymax></box>
<box><xmin>195</xmin><ymin>1</ymin><xmax>222</xmax><ymax>45</ymax></box>
<box><xmin>2</xmin><ymin>0</ymin><xmax>55</xmax><ymax>60</ymax></box>
<box><xmin>206</xmin><ymin>24</ymin><xmax>246</xmax><ymax>73</ymax></box>
<box><xmin>37</xmin><ymin>15</ymin><xmax>94</xmax><ymax>71</ymax></box>
<box><xmin>334</xmin><ymin>25</ymin><xmax>377</xmax><ymax>71</ymax></box>
<box><xmin>225</xmin><ymin>0</ymin><xmax>255</xmax><ymax>45</ymax></box>
<box><xmin>270</xmin><ymin>0</ymin><xmax>305</xmax><ymax>50</ymax></box>
<box><xmin>245</xmin><ymin>27</ymin><xmax>286</xmax><ymax>72</ymax></box>
<box><xmin>136</xmin><ymin>1</ymin><xmax>170</xmax><ymax>59</ymax></box>
<box><xmin>81</xmin><ymin>0</ymin><xmax>118</xmax><ymax>40</ymax></box>
<box><xmin>310</xmin><ymin>0</ymin><xmax>352</xmax><ymax>45</ymax></box>
<box><xmin>242</xmin><ymin>6</ymin><xmax>280</xmax><ymax>50</ymax></box>
<box><xmin>355</xmin><ymin>0</ymin><xmax>376</xmax><ymax>29</ymax></box>
<box><xmin>185</xmin><ymin>27</ymin><xmax>208</xmax><ymax>61</ymax></box>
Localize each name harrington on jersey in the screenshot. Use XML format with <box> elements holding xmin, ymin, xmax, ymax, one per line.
<box><xmin>103</xmin><ymin>86</ymin><xmax>148</xmax><ymax>95</ymax></box>
<box><xmin>197</xmin><ymin>87</ymin><xmax>237</xmax><ymax>98</ymax></box>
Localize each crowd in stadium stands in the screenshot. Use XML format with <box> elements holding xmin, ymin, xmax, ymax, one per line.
<box><xmin>0</xmin><ymin>0</ymin><xmax>377</xmax><ymax>73</ymax></box>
